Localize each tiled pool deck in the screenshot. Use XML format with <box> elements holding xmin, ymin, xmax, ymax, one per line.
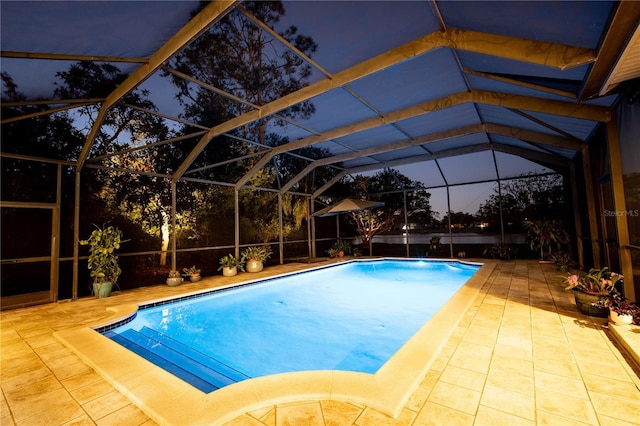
<box><xmin>1</xmin><ymin>259</ymin><xmax>639</xmax><ymax>425</ymax></box>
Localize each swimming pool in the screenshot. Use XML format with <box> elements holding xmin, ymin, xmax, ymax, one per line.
<box><xmin>55</xmin><ymin>258</ymin><xmax>492</xmax><ymax>424</ymax></box>
<box><xmin>102</xmin><ymin>259</ymin><xmax>479</xmax><ymax>393</ymax></box>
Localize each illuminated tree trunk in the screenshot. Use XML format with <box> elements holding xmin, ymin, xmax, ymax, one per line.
<box><xmin>160</xmin><ymin>210</ymin><xmax>170</xmax><ymax>266</ymax></box>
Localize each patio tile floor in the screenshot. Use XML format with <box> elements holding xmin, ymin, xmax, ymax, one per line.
<box><xmin>1</xmin><ymin>259</ymin><xmax>639</xmax><ymax>425</ymax></box>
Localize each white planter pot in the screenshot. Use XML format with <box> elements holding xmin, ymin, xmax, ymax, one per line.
<box><xmin>222</xmin><ymin>266</ymin><xmax>237</xmax><ymax>277</ymax></box>
<box><xmin>246</xmin><ymin>260</ymin><xmax>263</xmax><ymax>273</ymax></box>
<box><xmin>166</xmin><ymin>277</ymin><xmax>183</xmax><ymax>287</ymax></box>
<box><xmin>190</xmin><ymin>274</ymin><xmax>201</xmax><ymax>282</ymax></box>
<box><xmin>609</xmin><ymin>310</ymin><xmax>633</xmax><ymax>326</ymax></box>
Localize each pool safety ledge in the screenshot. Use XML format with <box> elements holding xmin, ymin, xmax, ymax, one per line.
<box><xmin>54</xmin><ymin>260</ymin><xmax>496</xmax><ymax>426</ymax></box>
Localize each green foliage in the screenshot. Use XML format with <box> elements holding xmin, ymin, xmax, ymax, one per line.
<box><xmin>477</xmin><ymin>173</ymin><xmax>566</xmax><ymax>231</ymax></box>
<box><xmin>563</xmin><ymin>267</ymin><xmax>623</xmax><ymax>295</ymax></box>
<box><xmin>169</xmin><ymin>1</ymin><xmax>317</xmax><ymax>137</ymax></box>
<box><xmin>523</xmin><ymin>219</ymin><xmax>569</xmax><ymax>259</ymax></box>
<box><xmin>1</xmin><ymin>72</ymin><xmax>85</xmax><ymax>162</ymax></box>
<box><xmin>218</xmin><ymin>254</ymin><xmax>246</xmax><ymax>271</ymax></box>
<box><xmin>483</xmin><ymin>242</ymin><xmax>513</xmax><ymax>260</ymax></box>
<box><xmin>182</xmin><ymin>265</ymin><xmax>201</xmax><ymax>276</ymax></box>
<box><xmin>606</xmin><ymin>293</ymin><xmax>639</xmax><ymax>322</ymax></box>
<box><xmin>327</xmin><ymin>241</ymin><xmax>352</xmax><ymax>258</ymax></box>
<box><xmin>241</xmin><ymin>246</ymin><xmax>272</xmax><ymax>262</ymax></box>
<box><xmin>332</xmin><ymin>169</ymin><xmax>435</xmax><ymax>231</ymax></box>
<box><xmin>350</xmin><ymin>209</ymin><xmax>395</xmax><ymax>245</ymax></box>
<box><xmin>549</xmin><ymin>251</ymin><xmax>572</xmax><ymax>271</ymax></box>
<box><xmin>79</xmin><ymin>225</ymin><xmax>126</xmax><ymax>284</ymax></box>
<box><xmin>326</xmin><ymin>247</ymin><xmax>340</xmax><ymax>258</ymax></box>
<box><xmin>333</xmin><ymin>241</ymin><xmax>352</xmax><ymax>254</ymax></box>
<box><xmin>168</xmin><ymin>270</ymin><xmax>181</xmax><ymax>278</ymax></box>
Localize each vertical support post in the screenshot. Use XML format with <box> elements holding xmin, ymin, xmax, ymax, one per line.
<box><xmin>311</xmin><ymin>197</ymin><xmax>317</xmax><ymax>258</ymax></box>
<box><xmin>581</xmin><ymin>144</ymin><xmax>601</xmax><ymax>268</ymax></box>
<box><xmin>278</xmin><ymin>193</ymin><xmax>284</xmax><ymax>264</ymax></box>
<box><xmin>306</xmin><ymin>196</ymin><xmax>312</xmax><ymax>258</ymax></box>
<box><xmin>569</xmin><ymin>163</ymin><xmax>585</xmax><ymax>268</ymax></box>
<box><xmin>50</xmin><ymin>164</ymin><xmax>61</xmax><ymax>303</ymax></box>
<box><xmin>171</xmin><ymin>181</ymin><xmax>177</xmax><ymax>269</ymax></box>
<box><xmin>497</xmin><ymin>180</ymin><xmax>505</xmax><ymax>243</ymax></box>
<box><xmin>446</xmin><ymin>186</ymin><xmax>453</xmax><ymax>258</ymax></box>
<box><xmin>607</xmin><ymin>119</ymin><xmax>635</xmax><ymax>301</ymax></box>
<box><xmin>234</xmin><ymin>189</ymin><xmax>240</xmax><ymax>258</ymax></box>
<box><xmin>72</xmin><ymin>170</ymin><xmax>81</xmax><ymax>301</ymax></box>
<box><xmin>403</xmin><ymin>190</ymin><xmax>410</xmax><ymax>257</ymax></box>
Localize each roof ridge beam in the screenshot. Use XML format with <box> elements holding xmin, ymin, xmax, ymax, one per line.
<box><xmin>280</xmin><ymin>124</ymin><xmax>484</xmax><ymax>194</ymax></box>
<box><xmin>482</xmin><ymin>123</ymin><xmax>581</xmax><ymax>150</ymax></box>
<box><xmin>281</xmin><ymin>122</ymin><xmax>578</xmax><ymax>194</ymax></box>
<box><xmin>339</xmin><ymin>143</ymin><xmax>566</xmax><ymax>178</ymax></box>
<box><xmin>463</xmin><ymin>69</ymin><xmax>577</xmax><ymax>99</ymax></box>
<box><xmin>445</xmin><ymin>29</ymin><xmax>594</xmax><ymax>70</ymax></box>
<box><xmin>179</xmin><ymin>28</ymin><xmax>594</xmax><ymax>184</ymax></box>
<box><xmin>237</xmin><ymin>89</ymin><xmax>606</xmax><ymax>190</ymax></box>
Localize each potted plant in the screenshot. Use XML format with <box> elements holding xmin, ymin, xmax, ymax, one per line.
<box><xmin>183</xmin><ymin>265</ymin><xmax>202</xmax><ymax>282</ymax></box>
<box><xmin>549</xmin><ymin>251</ymin><xmax>572</xmax><ymax>271</ymax></box>
<box><xmin>524</xmin><ymin>219</ymin><xmax>569</xmax><ymax>262</ymax></box>
<box><xmin>326</xmin><ymin>247</ymin><xmax>340</xmax><ymax>258</ymax></box>
<box><xmin>327</xmin><ymin>241</ymin><xmax>352</xmax><ymax>258</ymax></box>
<box><xmin>605</xmin><ymin>293</ymin><xmax>639</xmax><ymax>326</ymax></box>
<box><xmin>483</xmin><ymin>242</ymin><xmax>513</xmax><ymax>260</ymax></box>
<box><xmin>218</xmin><ymin>254</ymin><xmax>245</xmax><ymax>277</ymax></box>
<box><xmin>563</xmin><ymin>267</ymin><xmax>623</xmax><ymax>318</ymax></box>
<box><xmin>337</xmin><ymin>241</ymin><xmax>352</xmax><ymax>257</ymax></box>
<box><xmin>166</xmin><ymin>270</ymin><xmax>183</xmax><ymax>286</ymax></box>
<box><xmin>79</xmin><ymin>224</ymin><xmax>126</xmax><ymax>298</ymax></box>
<box><xmin>241</xmin><ymin>246</ymin><xmax>271</xmax><ymax>273</ymax></box>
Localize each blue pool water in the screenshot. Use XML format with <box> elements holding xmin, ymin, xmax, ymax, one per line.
<box><xmin>102</xmin><ymin>259</ymin><xmax>479</xmax><ymax>393</ymax></box>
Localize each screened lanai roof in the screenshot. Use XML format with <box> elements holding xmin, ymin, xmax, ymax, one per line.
<box><xmin>2</xmin><ymin>1</ymin><xmax>640</xmax><ymax>194</ymax></box>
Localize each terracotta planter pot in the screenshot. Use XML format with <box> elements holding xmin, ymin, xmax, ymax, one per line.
<box><xmin>572</xmin><ymin>290</ymin><xmax>609</xmax><ymax>318</ymax></box>
<box><xmin>190</xmin><ymin>274</ymin><xmax>201</xmax><ymax>282</ymax></box>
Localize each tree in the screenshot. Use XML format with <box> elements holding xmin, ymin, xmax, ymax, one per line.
<box><xmin>476</xmin><ymin>172</ymin><xmax>566</xmax><ymax>231</ymax></box>
<box><xmin>350</xmin><ymin>209</ymin><xmax>395</xmax><ymax>247</ymax></box>
<box><xmin>441</xmin><ymin>211</ymin><xmax>476</xmax><ymax>229</ymax></box>
<box><xmin>166</xmin><ymin>1</ymin><xmax>320</xmax><ymax>247</ymax></box>
<box><xmin>342</xmin><ymin>169</ymin><xmax>434</xmax><ymax>228</ymax></box>
<box><xmin>167</xmin><ymin>1</ymin><xmax>317</xmax><ymax>164</ymax></box>
<box><xmin>328</xmin><ymin>169</ymin><xmax>435</xmax><ymax>246</ymax></box>
<box><xmin>1</xmin><ymin>72</ymin><xmax>85</xmax><ymax>205</ymax></box>
<box><xmin>54</xmin><ymin>62</ymin><xmax>181</xmax><ymax>265</ymax></box>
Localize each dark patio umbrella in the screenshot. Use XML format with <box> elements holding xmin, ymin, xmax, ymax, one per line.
<box><xmin>313</xmin><ymin>198</ymin><xmax>384</xmax><ymax>217</ymax></box>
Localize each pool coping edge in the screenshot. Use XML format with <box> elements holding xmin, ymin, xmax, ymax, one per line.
<box><xmin>54</xmin><ymin>259</ymin><xmax>496</xmax><ymax>425</ymax></box>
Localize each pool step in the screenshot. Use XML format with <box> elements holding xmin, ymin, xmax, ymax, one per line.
<box><xmin>104</xmin><ymin>326</ymin><xmax>249</xmax><ymax>393</ymax></box>
<box><xmin>137</xmin><ymin>326</ymin><xmax>250</xmax><ymax>383</ymax></box>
